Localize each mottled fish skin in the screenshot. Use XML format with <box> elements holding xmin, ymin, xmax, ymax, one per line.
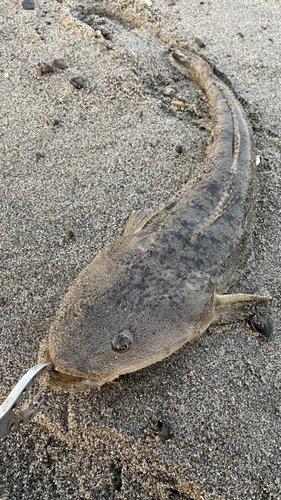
<box><xmin>39</xmin><ymin>49</ymin><xmax>256</xmax><ymax>391</ymax></box>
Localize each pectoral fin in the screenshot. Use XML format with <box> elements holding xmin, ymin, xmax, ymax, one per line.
<box><xmin>124</xmin><ymin>199</ymin><xmax>176</xmax><ymax>236</ymax></box>
<box><xmin>123</xmin><ymin>209</ymin><xmax>156</xmax><ymax>236</ymax></box>
<box><xmin>212</xmin><ymin>293</ymin><xmax>271</xmax><ymax>325</ymax></box>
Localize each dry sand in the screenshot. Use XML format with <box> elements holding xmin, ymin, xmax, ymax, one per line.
<box><xmin>0</xmin><ymin>0</ymin><xmax>280</xmax><ymax>499</ymax></box>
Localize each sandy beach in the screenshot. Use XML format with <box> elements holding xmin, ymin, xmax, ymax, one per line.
<box><xmin>0</xmin><ymin>0</ymin><xmax>280</xmax><ymax>498</ymax></box>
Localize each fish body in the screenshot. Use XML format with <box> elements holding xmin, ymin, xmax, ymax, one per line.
<box><xmin>40</xmin><ymin>50</ymin><xmax>261</xmax><ymax>391</ymax></box>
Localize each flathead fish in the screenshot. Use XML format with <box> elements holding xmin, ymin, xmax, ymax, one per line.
<box><xmin>39</xmin><ymin>50</ymin><xmax>269</xmax><ymax>391</ymax></box>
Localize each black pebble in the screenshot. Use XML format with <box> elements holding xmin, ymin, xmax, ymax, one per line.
<box><xmin>53</xmin><ymin>58</ymin><xmax>68</xmax><ymax>70</ymax></box>
<box><xmin>195</xmin><ymin>37</ymin><xmax>206</xmax><ymax>48</ymax></box>
<box><xmin>22</xmin><ymin>0</ymin><xmax>35</xmax><ymax>10</ymax></box>
<box><xmin>70</xmin><ymin>77</ymin><xmax>84</xmax><ymax>89</ymax></box>
<box><xmin>157</xmin><ymin>420</ymin><xmax>172</xmax><ymax>442</ymax></box>
<box><xmin>175</xmin><ymin>144</ymin><xmax>183</xmax><ymax>154</ymax></box>
<box><xmin>248</xmin><ymin>317</ymin><xmax>270</xmax><ymax>338</ymax></box>
<box><xmin>38</xmin><ymin>64</ymin><xmax>54</xmax><ymax>76</ymax></box>
<box><xmin>65</xmin><ymin>230</ymin><xmax>75</xmax><ymax>241</ymax></box>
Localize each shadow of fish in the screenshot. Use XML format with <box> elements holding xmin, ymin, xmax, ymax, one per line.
<box><xmin>39</xmin><ymin>49</ymin><xmax>269</xmax><ymax>392</ymax></box>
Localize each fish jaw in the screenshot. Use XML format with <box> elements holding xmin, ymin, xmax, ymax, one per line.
<box><xmin>38</xmin><ymin>336</ymin><xmax>108</xmax><ymax>392</ymax></box>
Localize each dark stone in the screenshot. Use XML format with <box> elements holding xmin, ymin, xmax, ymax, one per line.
<box><xmin>65</xmin><ymin>230</ymin><xmax>75</xmax><ymax>241</ymax></box>
<box><xmin>248</xmin><ymin>317</ymin><xmax>270</xmax><ymax>338</ymax></box>
<box><xmin>175</xmin><ymin>144</ymin><xmax>183</xmax><ymax>154</ymax></box>
<box><xmin>70</xmin><ymin>77</ymin><xmax>84</xmax><ymax>89</ymax></box>
<box><xmin>38</xmin><ymin>64</ymin><xmax>54</xmax><ymax>76</ymax></box>
<box><xmin>195</xmin><ymin>37</ymin><xmax>206</xmax><ymax>48</ymax></box>
<box><xmin>53</xmin><ymin>59</ymin><xmax>68</xmax><ymax>70</ymax></box>
<box><xmin>22</xmin><ymin>0</ymin><xmax>35</xmax><ymax>10</ymax></box>
<box><xmin>157</xmin><ymin>420</ymin><xmax>172</xmax><ymax>441</ymax></box>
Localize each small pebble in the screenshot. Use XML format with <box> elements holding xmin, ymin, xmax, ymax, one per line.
<box><xmin>38</xmin><ymin>64</ymin><xmax>54</xmax><ymax>76</ymax></box>
<box><xmin>34</xmin><ymin>152</ymin><xmax>42</xmax><ymax>160</ymax></box>
<box><xmin>150</xmin><ymin>142</ymin><xmax>157</xmax><ymax>148</ymax></box>
<box><xmin>0</xmin><ymin>299</ymin><xmax>6</xmax><ymax>306</ymax></box>
<box><xmin>195</xmin><ymin>37</ymin><xmax>206</xmax><ymax>48</ymax></box>
<box><xmin>64</xmin><ymin>230</ymin><xmax>75</xmax><ymax>241</ymax></box>
<box><xmin>22</xmin><ymin>0</ymin><xmax>35</xmax><ymax>10</ymax></box>
<box><xmin>169</xmin><ymin>100</ymin><xmax>185</xmax><ymax>109</ymax></box>
<box><xmin>53</xmin><ymin>58</ymin><xmax>68</xmax><ymax>70</ymax></box>
<box><xmin>70</xmin><ymin>77</ymin><xmax>84</xmax><ymax>89</ymax></box>
<box><xmin>248</xmin><ymin>317</ymin><xmax>270</xmax><ymax>338</ymax></box>
<box><xmin>175</xmin><ymin>144</ymin><xmax>183</xmax><ymax>154</ymax></box>
<box><xmin>95</xmin><ymin>30</ymin><xmax>102</xmax><ymax>38</ymax></box>
<box><xmin>157</xmin><ymin>421</ymin><xmax>172</xmax><ymax>442</ymax></box>
<box><xmin>163</xmin><ymin>86</ymin><xmax>175</xmax><ymax>97</ymax></box>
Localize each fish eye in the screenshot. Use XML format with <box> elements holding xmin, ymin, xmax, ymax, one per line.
<box><xmin>111</xmin><ymin>332</ymin><xmax>132</xmax><ymax>353</ymax></box>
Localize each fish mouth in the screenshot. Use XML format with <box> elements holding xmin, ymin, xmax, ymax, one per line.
<box><xmin>42</xmin><ymin>363</ymin><xmax>106</xmax><ymax>392</ymax></box>
<box><xmin>43</xmin><ymin>367</ymin><xmax>103</xmax><ymax>392</ymax></box>
<box><xmin>39</xmin><ymin>343</ymin><xmax>107</xmax><ymax>392</ymax></box>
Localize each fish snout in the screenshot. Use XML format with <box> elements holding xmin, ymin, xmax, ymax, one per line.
<box><xmin>38</xmin><ymin>339</ymin><xmax>106</xmax><ymax>392</ymax></box>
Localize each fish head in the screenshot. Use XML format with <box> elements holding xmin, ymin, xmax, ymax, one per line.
<box><xmin>39</xmin><ymin>240</ymin><xmax>215</xmax><ymax>392</ymax></box>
